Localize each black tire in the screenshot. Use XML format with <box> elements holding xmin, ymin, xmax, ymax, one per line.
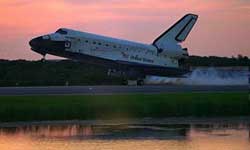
<box><xmin>122</xmin><ymin>79</ymin><xmax>128</xmax><ymax>85</ymax></box>
<box><xmin>137</xmin><ymin>80</ymin><xmax>144</xmax><ymax>86</ymax></box>
<box><xmin>41</xmin><ymin>58</ymin><xmax>46</xmax><ymax>62</ymax></box>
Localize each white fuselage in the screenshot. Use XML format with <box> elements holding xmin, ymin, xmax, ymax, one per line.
<box><xmin>48</xmin><ymin>28</ymin><xmax>185</xmax><ymax>68</ymax></box>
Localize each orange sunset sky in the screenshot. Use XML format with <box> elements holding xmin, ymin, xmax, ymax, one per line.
<box><xmin>0</xmin><ymin>0</ymin><xmax>249</xmax><ymax>60</ymax></box>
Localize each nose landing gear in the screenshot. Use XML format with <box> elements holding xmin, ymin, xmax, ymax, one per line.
<box><xmin>41</xmin><ymin>54</ymin><xmax>46</xmax><ymax>62</ymax></box>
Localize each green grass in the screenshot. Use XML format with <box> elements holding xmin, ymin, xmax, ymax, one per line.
<box><xmin>0</xmin><ymin>92</ymin><xmax>249</xmax><ymax>122</ymax></box>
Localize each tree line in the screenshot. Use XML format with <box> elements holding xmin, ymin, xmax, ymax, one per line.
<box><xmin>0</xmin><ymin>55</ymin><xmax>249</xmax><ymax>86</ymax></box>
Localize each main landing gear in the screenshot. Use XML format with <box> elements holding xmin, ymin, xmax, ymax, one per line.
<box><xmin>107</xmin><ymin>69</ymin><xmax>145</xmax><ymax>86</ymax></box>
<box><xmin>136</xmin><ymin>79</ymin><xmax>144</xmax><ymax>86</ymax></box>
<box><xmin>122</xmin><ymin>79</ymin><xmax>145</xmax><ymax>86</ymax></box>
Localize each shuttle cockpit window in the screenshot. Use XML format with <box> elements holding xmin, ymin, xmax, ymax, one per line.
<box><xmin>55</xmin><ymin>29</ymin><xmax>68</xmax><ymax>35</ymax></box>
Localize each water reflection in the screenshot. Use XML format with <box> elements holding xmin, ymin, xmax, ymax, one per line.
<box><xmin>0</xmin><ymin>124</ymin><xmax>191</xmax><ymax>140</ymax></box>
<box><xmin>0</xmin><ymin>123</ymin><xmax>249</xmax><ymax>150</ymax></box>
<box><xmin>249</xmin><ymin>124</ymin><xmax>250</xmax><ymax>141</ymax></box>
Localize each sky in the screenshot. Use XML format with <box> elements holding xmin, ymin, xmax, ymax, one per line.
<box><xmin>0</xmin><ymin>0</ymin><xmax>249</xmax><ymax>60</ymax></box>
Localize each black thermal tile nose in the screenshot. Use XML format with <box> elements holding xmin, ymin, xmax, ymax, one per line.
<box><xmin>29</xmin><ymin>36</ymin><xmax>43</xmax><ymax>48</ymax></box>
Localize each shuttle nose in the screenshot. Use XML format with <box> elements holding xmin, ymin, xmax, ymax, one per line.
<box><xmin>29</xmin><ymin>35</ymin><xmax>66</xmax><ymax>55</ymax></box>
<box><xmin>29</xmin><ymin>36</ymin><xmax>43</xmax><ymax>50</ymax></box>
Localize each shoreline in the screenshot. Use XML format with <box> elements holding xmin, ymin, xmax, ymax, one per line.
<box><xmin>1</xmin><ymin>117</ymin><xmax>250</xmax><ymax>127</ymax></box>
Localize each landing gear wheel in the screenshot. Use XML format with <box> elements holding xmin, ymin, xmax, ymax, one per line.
<box><xmin>41</xmin><ymin>54</ymin><xmax>46</xmax><ymax>62</ymax></box>
<box><xmin>41</xmin><ymin>58</ymin><xmax>45</xmax><ymax>62</ymax></box>
<box><xmin>137</xmin><ymin>79</ymin><xmax>144</xmax><ymax>86</ymax></box>
<box><xmin>122</xmin><ymin>79</ymin><xmax>128</xmax><ymax>85</ymax></box>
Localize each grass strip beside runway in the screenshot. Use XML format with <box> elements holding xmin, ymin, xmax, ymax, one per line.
<box><xmin>0</xmin><ymin>92</ymin><xmax>249</xmax><ymax>122</ymax></box>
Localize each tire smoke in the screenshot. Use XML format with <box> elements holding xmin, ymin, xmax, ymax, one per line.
<box><xmin>145</xmin><ymin>67</ymin><xmax>249</xmax><ymax>85</ymax></box>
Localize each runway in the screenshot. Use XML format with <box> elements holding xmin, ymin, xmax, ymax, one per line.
<box><xmin>0</xmin><ymin>85</ymin><xmax>248</xmax><ymax>96</ymax></box>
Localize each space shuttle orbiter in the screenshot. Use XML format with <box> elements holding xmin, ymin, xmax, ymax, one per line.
<box><xmin>29</xmin><ymin>14</ymin><xmax>198</xmax><ymax>85</ymax></box>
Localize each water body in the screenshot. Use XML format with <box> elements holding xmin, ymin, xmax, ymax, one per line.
<box><xmin>0</xmin><ymin>122</ymin><xmax>249</xmax><ymax>150</ymax></box>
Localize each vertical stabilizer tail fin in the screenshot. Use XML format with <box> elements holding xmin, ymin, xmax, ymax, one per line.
<box><xmin>153</xmin><ymin>14</ymin><xmax>198</xmax><ymax>49</ymax></box>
